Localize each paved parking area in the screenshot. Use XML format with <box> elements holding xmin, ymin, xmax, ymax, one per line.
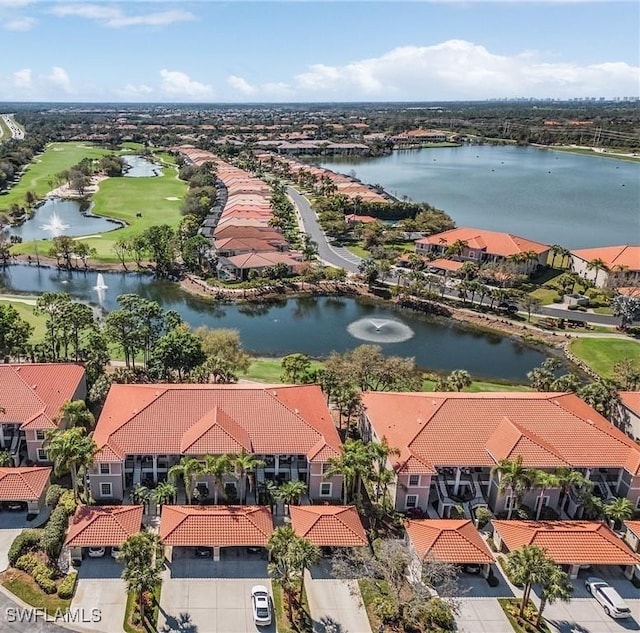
<box><xmin>0</xmin><ymin>510</ymin><xmax>28</xmax><ymax>571</ymax></box>
<box><xmin>306</xmin><ymin>562</ymin><xmax>371</xmax><ymax>633</ymax></box>
<box><xmin>71</xmin><ymin>555</ymin><xmax>127</xmax><ymax>633</ymax></box>
<box><xmin>159</xmin><ymin>552</ymin><xmax>276</xmax><ymax>633</ymax></box>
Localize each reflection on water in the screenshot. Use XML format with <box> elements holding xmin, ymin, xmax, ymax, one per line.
<box><xmin>0</xmin><ymin>264</ymin><xmax>549</xmax><ymax>381</ymax></box>
<box><xmin>123</xmin><ymin>155</ymin><xmax>162</xmax><ymax>178</ymax></box>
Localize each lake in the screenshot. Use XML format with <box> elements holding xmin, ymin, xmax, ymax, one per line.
<box><xmin>123</xmin><ymin>154</ymin><xmax>162</xmax><ymax>178</ymax></box>
<box><xmin>318</xmin><ymin>146</ymin><xmax>640</xmax><ymax>248</ymax></box>
<box><xmin>0</xmin><ymin>264</ymin><xmax>548</xmax><ymax>381</ymax></box>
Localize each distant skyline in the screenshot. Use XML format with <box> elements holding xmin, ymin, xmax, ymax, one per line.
<box><xmin>1</xmin><ymin>1</ymin><xmax>638</xmax><ymax>103</ymax></box>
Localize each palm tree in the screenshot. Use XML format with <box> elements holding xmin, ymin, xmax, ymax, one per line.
<box><xmin>491</xmin><ymin>456</ymin><xmax>534</xmax><ymax>520</ymax></box>
<box><xmin>289</xmin><ymin>536</ymin><xmax>320</xmax><ymax>602</ymax></box>
<box><xmin>200</xmin><ymin>454</ymin><xmax>233</xmax><ymax>505</ymax></box>
<box><xmin>507</xmin><ymin>545</ymin><xmax>554</xmax><ymax>618</ymax></box>
<box><xmin>586</xmin><ymin>258</ymin><xmax>610</xmax><ymax>286</ymax></box>
<box><xmin>44</xmin><ymin>427</ymin><xmax>96</xmax><ymax>502</ymax></box>
<box><xmin>535</xmin><ymin>564</ymin><xmax>573</xmax><ymax>627</ymax></box>
<box><xmin>445</xmin><ymin>239</ymin><xmax>468</xmax><ymax>260</ymax></box>
<box><xmin>129</xmin><ymin>483</ymin><xmax>150</xmax><ymax>510</ymax></box>
<box><xmin>324</xmin><ymin>439</ymin><xmax>371</xmax><ymax>504</ymax></box>
<box><xmin>56</xmin><ymin>400</ymin><xmax>95</xmax><ymax>431</ymax></box>
<box><xmin>0</xmin><ymin>450</ymin><xmax>12</xmax><ymax>466</ymax></box>
<box><xmin>168</xmin><ymin>456</ymin><xmax>202</xmax><ymax>504</ymax></box>
<box><xmin>447</xmin><ymin>369</ymin><xmax>472</xmax><ymax>392</ymax></box>
<box><xmin>532</xmin><ymin>471</ymin><xmax>560</xmax><ymax>520</ymax></box>
<box><xmin>267</xmin><ymin>525</ymin><xmax>298</xmax><ymax>620</ymax></box>
<box><xmin>232</xmin><ymin>451</ymin><xmax>265</xmax><ymax>505</ymax></box>
<box><xmin>549</xmin><ymin>244</ymin><xmax>564</xmax><ymax>268</ymax></box>
<box><xmin>603</xmin><ymin>497</ymin><xmax>634</xmax><ymax>529</ymax></box>
<box><xmin>366</xmin><ymin>439</ymin><xmax>400</xmax><ymax>505</ymax></box>
<box><xmin>276</xmin><ymin>480</ymin><xmax>308</xmax><ymax>507</ymax></box>
<box><xmin>151</xmin><ymin>480</ymin><xmax>176</xmax><ymax>511</ymax></box>
<box><xmin>555</xmin><ymin>467</ymin><xmax>590</xmax><ymax>512</ymax></box>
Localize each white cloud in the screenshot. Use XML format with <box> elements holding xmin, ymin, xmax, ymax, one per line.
<box><xmin>160</xmin><ymin>69</ymin><xmax>213</xmax><ymax>99</ymax></box>
<box><xmin>44</xmin><ymin>66</ymin><xmax>73</xmax><ymax>93</ymax></box>
<box><xmin>51</xmin><ymin>4</ymin><xmax>194</xmax><ymax>28</ymax></box>
<box><xmin>0</xmin><ymin>0</ymin><xmax>34</xmax><ymax>7</ymax></box>
<box><xmin>12</xmin><ymin>68</ymin><xmax>31</xmax><ymax>88</ymax></box>
<box><xmin>227</xmin><ymin>75</ymin><xmax>257</xmax><ymax>96</ymax></box>
<box><xmin>4</xmin><ymin>15</ymin><xmax>34</xmax><ymax>30</ymax></box>
<box><xmin>116</xmin><ymin>83</ymin><xmax>154</xmax><ymax>99</ymax></box>
<box><xmin>292</xmin><ymin>40</ymin><xmax>640</xmax><ymax>100</ymax></box>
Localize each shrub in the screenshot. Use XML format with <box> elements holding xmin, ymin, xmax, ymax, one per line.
<box><xmin>33</xmin><ymin>563</ymin><xmax>56</xmax><ymax>594</ymax></box>
<box><xmin>32</xmin><ymin>563</ymin><xmax>54</xmax><ymax>581</ymax></box>
<box><xmin>40</xmin><ymin>503</ymin><xmax>72</xmax><ymax>562</ymax></box>
<box><xmin>45</xmin><ymin>484</ymin><xmax>64</xmax><ymax>507</ymax></box>
<box><xmin>14</xmin><ymin>553</ymin><xmax>39</xmax><ymax>574</ymax></box>
<box><xmin>57</xmin><ymin>490</ymin><xmax>77</xmax><ymax>516</ymax></box>
<box><xmin>487</xmin><ymin>573</ymin><xmax>500</xmax><ymax>587</ymax></box>
<box><xmin>474</xmin><ymin>506</ymin><xmax>493</xmax><ymax>527</ymax></box>
<box><xmin>8</xmin><ymin>529</ymin><xmax>43</xmax><ymax>566</ymax></box>
<box><xmin>57</xmin><ymin>571</ymin><xmax>78</xmax><ymax>599</ymax></box>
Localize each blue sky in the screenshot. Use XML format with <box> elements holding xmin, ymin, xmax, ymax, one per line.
<box><xmin>1</xmin><ymin>1</ymin><xmax>638</xmax><ymax>102</ymax></box>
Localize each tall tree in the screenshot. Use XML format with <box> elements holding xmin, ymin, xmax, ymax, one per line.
<box><xmin>168</xmin><ymin>457</ymin><xmax>202</xmax><ymax>504</ymax></box>
<box><xmin>491</xmin><ymin>456</ymin><xmax>534</xmax><ymax>520</ymax></box>
<box><xmin>0</xmin><ymin>304</ymin><xmax>33</xmax><ymax>361</ymax></box>
<box><xmin>232</xmin><ymin>451</ymin><xmax>265</xmax><ymax>505</ymax></box>
<box><xmin>535</xmin><ymin>565</ymin><xmax>573</xmax><ymax>627</ymax></box>
<box><xmin>507</xmin><ymin>545</ymin><xmax>554</xmax><ymax>618</ymax></box>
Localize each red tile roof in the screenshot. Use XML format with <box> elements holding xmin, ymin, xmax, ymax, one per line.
<box><xmin>493</xmin><ymin>520</ymin><xmax>640</xmax><ymax>566</ymax></box>
<box><xmin>624</xmin><ymin>520</ymin><xmax>640</xmax><ymax>540</ymax></box>
<box><xmin>0</xmin><ymin>364</ymin><xmax>85</xmax><ymax>430</ymax></box>
<box><xmin>65</xmin><ymin>505</ymin><xmax>143</xmax><ymax>547</ymax></box>
<box><xmin>571</xmin><ymin>245</ymin><xmax>640</xmax><ymax>271</ymax></box>
<box><xmin>93</xmin><ymin>384</ymin><xmax>341</xmax><ymax>463</ymax></box>
<box><xmin>416</xmin><ymin>227</ymin><xmax>549</xmax><ymax>257</ymax></box>
<box><xmin>362</xmin><ymin>392</ymin><xmax>640</xmax><ymax>473</ymax></box>
<box><xmin>159</xmin><ymin>505</ymin><xmax>273</xmax><ymax>546</ymax></box>
<box><xmin>619</xmin><ymin>391</ymin><xmax>640</xmax><ymax>417</ymax></box>
<box><xmin>427</xmin><ymin>258</ymin><xmax>464</xmax><ymax>272</ymax></box>
<box><xmin>0</xmin><ymin>467</ymin><xmax>51</xmax><ymax>500</ymax></box>
<box><xmin>405</xmin><ymin>519</ymin><xmax>494</xmax><ymax>564</ymax></box>
<box><xmin>224</xmin><ymin>251</ymin><xmax>303</xmax><ymax>270</ymax></box>
<box><xmin>289</xmin><ymin>505</ymin><xmax>367</xmax><ymax>547</ymax></box>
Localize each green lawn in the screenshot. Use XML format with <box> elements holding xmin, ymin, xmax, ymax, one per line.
<box><xmin>0</xmin><ymin>297</ymin><xmax>47</xmax><ymax>341</ymax></box>
<box><xmin>569</xmin><ymin>337</ymin><xmax>640</xmax><ymax>380</ymax></box>
<box><xmin>422</xmin><ymin>377</ymin><xmax>531</xmax><ymax>392</ymax></box>
<box><xmin>345</xmin><ymin>244</ymin><xmax>371</xmax><ymax>259</ymax></box>
<box><xmin>550</xmin><ymin>146</ymin><xmax>640</xmax><ymax>163</ymax></box>
<box><xmin>2</xmin><ymin>570</ymin><xmax>72</xmax><ymax>616</ymax></box>
<box><xmin>0</xmin><ymin>142</ymin><xmax>113</xmax><ymax>210</ymax></box>
<box><xmin>12</xmin><ymin>150</ymin><xmax>187</xmax><ymax>263</ymax></box>
<box><xmin>0</xmin><ymin>118</ymin><xmax>10</xmax><ymax>142</ymax></box>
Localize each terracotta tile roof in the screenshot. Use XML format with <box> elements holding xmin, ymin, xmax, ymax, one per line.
<box><xmin>492</xmin><ymin>520</ymin><xmax>640</xmax><ymax>566</ymax></box>
<box><xmin>0</xmin><ymin>467</ymin><xmax>51</xmax><ymax>500</ymax></box>
<box><xmin>93</xmin><ymin>384</ymin><xmax>341</xmax><ymax>463</ymax></box>
<box><xmin>624</xmin><ymin>521</ymin><xmax>640</xmax><ymax>540</ymax></box>
<box><xmin>617</xmin><ymin>287</ymin><xmax>640</xmax><ymax>298</ymax></box>
<box><xmin>416</xmin><ymin>227</ymin><xmax>549</xmax><ymax>257</ymax></box>
<box><xmin>405</xmin><ymin>519</ymin><xmax>494</xmax><ymax>564</ymax></box>
<box><xmin>65</xmin><ymin>505</ymin><xmax>143</xmax><ymax>547</ymax></box>
<box><xmin>362</xmin><ymin>392</ymin><xmax>640</xmax><ymax>473</ymax></box>
<box><xmin>159</xmin><ymin>505</ymin><xmax>273</xmax><ymax>546</ymax></box>
<box><xmin>223</xmin><ymin>251</ymin><xmax>303</xmax><ymax>270</ymax></box>
<box><xmin>619</xmin><ymin>391</ymin><xmax>640</xmax><ymax>416</ymax></box>
<box><xmin>289</xmin><ymin>505</ymin><xmax>367</xmax><ymax>547</ymax></box>
<box><xmin>571</xmin><ymin>245</ymin><xmax>640</xmax><ymax>271</ymax></box>
<box><xmin>427</xmin><ymin>259</ymin><xmax>465</xmax><ymax>272</ymax></box>
<box><xmin>0</xmin><ymin>364</ymin><xmax>85</xmax><ymax>431</ymax></box>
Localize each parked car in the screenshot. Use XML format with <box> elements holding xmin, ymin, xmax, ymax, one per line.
<box><xmin>110</xmin><ymin>546</ymin><xmax>121</xmax><ymax>559</ymax></box>
<box><xmin>585</xmin><ymin>577</ymin><xmax>631</xmax><ymax>618</ymax></box>
<box><xmin>462</xmin><ymin>563</ymin><xmax>482</xmax><ymax>575</ymax></box>
<box><xmin>87</xmin><ymin>547</ymin><xmax>106</xmax><ymax>558</ymax></box>
<box><xmin>3</xmin><ymin>501</ymin><xmax>26</xmax><ymax>512</ymax></box>
<box><xmin>194</xmin><ymin>546</ymin><xmax>213</xmax><ymax>558</ymax></box>
<box><xmin>251</xmin><ymin>585</ymin><xmax>272</xmax><ymax>626</ymax></box>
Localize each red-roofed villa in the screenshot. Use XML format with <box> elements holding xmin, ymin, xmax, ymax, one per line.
<box><xmin>0</xmin><ymin>467</ymin><xmax>51</xmax><ymax>513</ymax></box>
<box><xmin>289</xmin><ymin>505</ymin><xmax>367</xmax><ymax>550</ymax></box>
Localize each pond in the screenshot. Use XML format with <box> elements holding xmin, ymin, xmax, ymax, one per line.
<box><xmin>7</xmin><ymin>198</ymin><xmax>122</xmax><ymax>242</ymax></box>
<box><xmin>0</xmin><ymin>264</ymin><xmax>549</xmax><ymax>381</ymax></box>
<box><xmin>123</xmin><ymin>155</ymin><xmax>162</xmax><ymax>178</ymax></box>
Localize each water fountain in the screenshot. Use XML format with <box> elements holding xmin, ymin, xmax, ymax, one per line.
<box><xmin>40</xmin><ymin>211</ymin><xmax>70</xmax><ymax>237</ymax></box>
<box><xmin>94</xmin><ymin>273</ymin><xmax>108</xmax><ymax>306</ymax></box>
<box><xmin>347</xmin><ymin>317</ymin><xmax>414</xmax><ymax>343</ymax></box>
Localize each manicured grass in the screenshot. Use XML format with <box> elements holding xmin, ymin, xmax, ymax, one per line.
<box><xmin>0</xmin><ymin>117</ymin><xmax>10</xmax><ymax>141</ymax></box>
<box><xmin>529</xmin><ymin>288</ymin><xmax>560</xmax><ymax>305</ymax></box>
<box><xmin>0</xmin><ymin>297</ymin><xmax>47</xmax><ymax>341</ymax></box>
<box><xmin>1</xmin><ymin>569</ymin><xmax>72</xmax><ymax>616</ymax></box>
<box><xmin>240</xmin><ymin>357</ymin><xmax>323</xmax><ymax>383</ymax></box>
<box><xmin>569</xmin><ymin>337</ymin><xmax>640</xmax><ymax>380</ymax></box>
<box><xmin>550</xmin><ymin>146</ymin><xmax>640</xmax><ymax>163</ymax></box>
<box><xmin>0</xmin><ymin>142</ymin><xmax>112</xmax><ymax>210</ymax></box>
<box><xmin>346</xmin><ymin>244</ymin><xmax>371</xmax><ymax>259</ymax></box>
<box><xmin>422</xmin><ymin>377</ymin><xmax>531</xmax><ymax>392</ymax></box>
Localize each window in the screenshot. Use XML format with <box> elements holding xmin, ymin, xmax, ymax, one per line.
<box><xmin>504</xmin><ymin>495</ymin><xmax>515</xmax><ymax>510</ymax></box>
<box><xmin>636</xmin><ymin>497</ymin><xmax>640</xmax><ymax>511</ymax></box>
<box><xmin>408</xmin><ymin>475</ymin><xmax>420</xmax><ymax>487</ymax></box>
<box><xmin>320</xmin><ymin>483</ymin><xmax>332</xmax><ymax>497</ymax></box>
<box><xmin>535</xmin><ymin>496</ymin><xmax>549</xmax><ymax>510</ymax></box>
<box><xmin>100</xmin><ymin>483</ymin><xmax>112</xmax><ymax>497</ymax></box>
<box><xmin>100</xmin><ymin>463</ymin><xmax>110</xmax><ymax>475</ymax></box>
<box><xmin>35</xmin><ymin>430</ymin><xmax>46</xmax><ymax>441</ymax></box>
<box><xmin>321</xmin><ymin>463</ymin><xmax>331</xmax><ymax>475</ymax></box>
<box><xmin>405</xmin><ymin>494</ymin><xmax>418</xmax><ymax>509</ymax></box>
<box><xmin>37</xmin><ymin>448</ymin><xmax>47</xmax><ymax>462</ymax></box>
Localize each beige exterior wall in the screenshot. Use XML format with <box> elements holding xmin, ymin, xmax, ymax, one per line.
<box><xmin>89</xmin><ymin>462</ymin><xmax>124</xmax><ymax>502</ymax></box>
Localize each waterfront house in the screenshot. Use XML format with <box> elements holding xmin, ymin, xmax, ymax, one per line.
<box><xmin>570</xmin><ymin>245</ymin><xmax>640</xmax><ymax>288</ymax></box>
<box><xmin>415</xmin><ymin>227</ymin><xmax>550</xmax><ymax>274</ymax></box>
<box><xmin>88</xmin><ymin>384</ymin><xmax>343</xmax><ymax>504</ymax></box>
<box><xmin>359</xmin><ymin>392</ymin><xmax>640</xmax><ymax>519</ymax></box>
<box><xmin>0</xmin><ymin>363</ymin><xmax>86</xmax><ymax>464</ymax></box>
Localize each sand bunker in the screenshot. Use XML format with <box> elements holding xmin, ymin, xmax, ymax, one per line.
<box><xmin>165</xmin><ymin>196</ymin><xmax>180</xmax><ymax>201</ymax></box>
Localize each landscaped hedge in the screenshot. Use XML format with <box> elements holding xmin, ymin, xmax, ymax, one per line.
<box><xmin>57</xmin><ymin>572</ymin><xmax>78</xmax><ymax>599</ymax></box>
<box><xmin>39</xmin><ymin>490</ymin><xmax>77</xmax><ymax>561</ymax></box>
<box><xmin>33</xmin><ymin>563</ymin><xmax>56</xmax><ymax>594</ymax></box>
<box><xmin>14</xmin><ymin>553</ymin><xmax>39</xmax><ymax>574</ymax></box>
<box><xmin>8</xmin><ymin>529</ymin><xmax>43</xmax><ymax>566</ymax></box>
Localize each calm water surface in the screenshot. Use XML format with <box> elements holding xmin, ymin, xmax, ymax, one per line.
<box><xmin>123</xmin><ymin>155</ymin><xmax>162</xmax><ymax>177</ymax></box>
<box><xmin>0</xmin><ymin>264</ymin><xmax>547</xmax><ymax>381</ymax></box>
<box><xmin>319</xmin><ymin>146</ymin><xmax>640</xmax><ymax>248</ymax></box>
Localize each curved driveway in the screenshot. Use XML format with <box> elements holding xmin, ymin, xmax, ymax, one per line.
<box><xmin>287</xmin><ymin>186</ymin><xmax>361</xmax><ymax>273</ymax></box>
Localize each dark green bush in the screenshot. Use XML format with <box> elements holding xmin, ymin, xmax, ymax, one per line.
<box><xmin>57</xmin><ymin>571</ymin><xmax>78</xmax><ymax>599</ymax></box>
<box><xmin>45</xmin><ymin>484</ymin><xmax>64</xmax><ymax>507</ymax></box>
<box><xmin>14</xmin><ymin>553</ymin><xmax>39</xmax><ymax>574</ymax></box>
<box><xmin>8</xmin><ymin>529</ymin><xmax>43</xmax><ymax>566</ymax></box>
<box><xmin>33</xmin><ymin>563</ymin><xmax>56</xmax><ymax>594</ymax></box>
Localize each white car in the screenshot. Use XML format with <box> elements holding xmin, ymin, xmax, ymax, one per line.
<box><xmin>251</xmin><ymin>585</ymin><xmax>272</xmax><ymax>626</ymax></box>
<box><xmin>585</xmin><ymin>577</ymin><xmax>632</xmax><ymax>619</ymax></box>
<box><xmin>87</xmin><ymin>547</ymin><xmax>106</xmax><ymax>558</ymax></box>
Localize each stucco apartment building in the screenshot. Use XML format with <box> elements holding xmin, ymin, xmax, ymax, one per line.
<box><xmin>570</xmin><ymin>245</ymin><xmax>640</xmax><ymax>288</ymax></box>
<box><xmin>88</xmin><ymin>383</ymin><xmax>343</xmax><ymax>504</ymax></box>
<box><xmin>415</xmin><ymin>227</ymin><xmax>550</xmax><ymax>274</ymax></box>
<box><xmin>0</xmin><ymin>363</ymin><xmax>86</xmax><ymax>464</ymax></box>
<box><xmin>359</xmin><ymin>392</ymin><xmax>640</xmax><ymax>519</ymax></box>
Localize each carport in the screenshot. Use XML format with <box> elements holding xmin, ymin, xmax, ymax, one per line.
<box><xmin>159</xmin><ymin>505</ymin><xmax>273</xmax><ymax>562</ymax></box>
<box><xmin>0</xmin><ymin>467</ymin><xmax>51</xmax><ymax>515</ymax></box>
<box><xmin>289</xmin><ymin>505</ymin><xmax>367</xmax><ymax>550</ymax></box>
<box><xmin>405</xmin><ymin>519</ymin><xmax>495</xmax><ymax>580</ymax></box>
<box><xmin>65</xmin><ymin>504</ymin><xmax>144</xmax><ymax>563</ymax></box>
<box><xmin>492</xmin><ymin>520</ymin><xmax>640</xmax><ymax>578</ymax></box>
